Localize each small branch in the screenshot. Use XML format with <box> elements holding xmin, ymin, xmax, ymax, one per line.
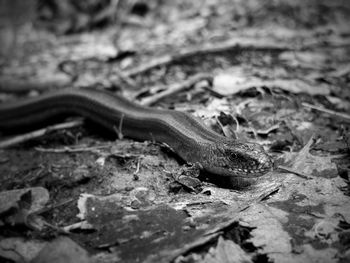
<box><xmin>112</xmin><ymin>68</ymin><xmax>137</xmax><ymax>88</ymax></box>
<box><xmin>215</xmin><ymin>115</ymin><xmax>236</xmax><ymax>139</ymax></box>
<box><xmin>35</xmin><ymin>198</ymin><xmax>75</xmax><ymax>215</ymax></box>
<box><xmin>35</xmin><ymin>144</ymin><xmax>111</xmax><ymax>153</ymax></box>
<box><xmin>302</xmin><ymin>102</ymin><xmax>350</xmax><ymax>122</ymax></box>
<box><xmin>277</xmin><ymin>165</ymin><xmax>313</xmax><ymax>180</ymax></box>
<box><xmin>113</xmin><ymin>113</ymin><xmax>124</xmax><ymax>139</ymax></box>
<box><xmin>124</xmin><ymin>39</ymin><xmax>291</xmax><ymax>77</ymax></box>
<box><xmin>124</xmin><ymin>55</ymin><xmax>173</xmax><ymax>77</ymax></box>
<box><xmin>133</xmin><ymin>158</ymin><xmax>141</xmax><ymax>176</ymax></box>
<box><xmin>0</xmin><ymin>120</ymin><xmax>83</xmax><ymax>148</ymax></box>
<box><xmin>140</xmin><ymin>73</ymin><xmax>212</xmax><ymax>106</ymax></box>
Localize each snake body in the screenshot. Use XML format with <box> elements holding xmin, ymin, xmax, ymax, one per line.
<box><xmin>0</xmin><ymin>88</ymin><xmax>272</xmax><ymax>182</ymax></box>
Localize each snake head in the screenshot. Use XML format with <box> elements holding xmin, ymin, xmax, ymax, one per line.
<box><xmin>203</xmin><ymin>141</ymin><xmax>273</xmax><ymax>178</ymax></box>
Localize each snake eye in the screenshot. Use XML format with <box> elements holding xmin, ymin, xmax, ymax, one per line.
<box><xmin>227</xmin><ymin>151</ymin><xmax>247</xmax><ymax>164</ymax></box>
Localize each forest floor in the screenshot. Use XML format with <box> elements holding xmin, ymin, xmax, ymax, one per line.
<box><xmin>0</xmin><ymin>0</ymin><xmax>350</xmax><ymax>262</ymax></box>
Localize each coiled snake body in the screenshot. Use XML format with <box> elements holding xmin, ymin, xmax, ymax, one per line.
<box><xmin>0</xmin><ymin>88</ymin><xmax>272</xmax><ymax>183</ymax></box>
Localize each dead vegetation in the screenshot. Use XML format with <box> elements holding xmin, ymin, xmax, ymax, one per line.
<box><xmin>0</xmin><ymin>0</ymin><xmax>349</xmax><ymax>262</ymax></box>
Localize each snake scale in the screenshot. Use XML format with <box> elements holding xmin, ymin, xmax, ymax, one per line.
<box><xmin>0</xmin><ymin>87</ymin><xmax>273</xmax><ymax>184</ymax></box>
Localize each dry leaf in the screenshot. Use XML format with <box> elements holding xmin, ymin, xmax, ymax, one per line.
<box><xmin>213</xmin><ymin>73</ymin><xmax>252</xmax><ymax>96</ymax></box>
<box><xmin>281</xmin><ymin>136</ymin><xmax>338</xmax><ymax>178</ymax></box>
<box><xmin>31</xmin><ymin>236</ymin><xmax>91</xmax><ymax>263</ymax></box>
<box><xmin>0</xmin><ymin>237</ymin><xmax>46</xmax><ymax>262</ymax></box>
<box><xmin>213</xmin><ymin>72</ymin><xmax>331</xmax><ymax>96</ymax></box>
<box><xmin>0</xmin><ymin>187</ymin><xmax>49</xmax><ymax>227</ymax></box>
<box><xmin>203</xmin><ymin>236</ymin><xmax>252</xmax><ymax>263</ymax></box>
<box><xmin>239</xmin><ymin>204</ymin><xmax>291</xmax><ymax>262</ymax></box>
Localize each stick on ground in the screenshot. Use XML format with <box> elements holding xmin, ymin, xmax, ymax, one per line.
<box><xmin>0</xmin><ymin>120</ymin><xmax>83</xmax><ymax>148</ymax></box>
<box><xmin>140</xmin><ymin>73</ymin><xmax>212</xmax><ymax>106</ymax></box>
<box><xmin>124</xmin><ymin>39</ymin><xmax>291</xmax><ymax>77</ymax></box>
<box><xmin>302</xmin><ymin>102</ymin><xmax>350</xmax><ymax>122</ymax></box>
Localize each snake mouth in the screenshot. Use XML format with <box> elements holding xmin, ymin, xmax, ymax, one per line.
<box><xmin>228</xmin><ymin>166</ymin><xmax>272</xmax><ymax>177</ymax></box>
<box><xmin>228</xmin><ymin>156</ymin><xmax>274</xmax><ymax>177</ymax></box>
<box><xmin>205</xmin><ymin>160</ymin><xmax>273</xmax><ymax>178</ymax></box>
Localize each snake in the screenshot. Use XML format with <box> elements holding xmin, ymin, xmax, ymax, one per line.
<box><xmin>0</xmin><ymin>87</ymin><xmax>273</xmax><ymax>185</ymax></box>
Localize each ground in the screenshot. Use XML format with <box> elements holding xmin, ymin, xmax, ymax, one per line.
<box><xmin>0</xmin><ymin>0</ymin><xmax>349</xmax><ymax>262</ymax></box>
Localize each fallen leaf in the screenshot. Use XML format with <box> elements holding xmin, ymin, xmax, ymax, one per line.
<box><xmin>31</xmin><ymin>236</ymin><xmax>91</xmax><ymax>263</ymax></box>
<box><xmin>0</xmin><ymin>187</ymin><xmax>49</xmax><ymax>227</ymax></box>
<box><xmin>281</xmin><ymin>136</ymin><xmax>338</xmax><ymax>178</ymax></box>
<box><xmin>77</xmin><ymin>193</ymin><xmax>123</xmax><ymax>220</ymax></box>
<box><xmin>0</xmin><ymin>187</ymin><xmax>49</xmax><ymax>215</ymax></box>
<box><xmin>213</xmin><ymin>73</ymin><xmax>252</xmax><ymax>96</ymax></box>
<box><xmin>202</xmin><ymin>236</ymin><xmax>252</xmax><ymax>263</ymax></box>
<box><xmin>0</xmin><ymin>189</ymin><xmax>31</xmax><ymax>218</ymax></box>
<box><xmin>0</xmin><ymin>237</ymin><xmax>46</xmax><ymax>262</ymax></box>
<box><xmin>239</xmin><ymin>204</ymin><xmax>291</xmax><ymax>261</ymax></box>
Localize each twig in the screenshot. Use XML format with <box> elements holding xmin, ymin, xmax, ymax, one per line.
<box><xmin>63</xmin><ymin>220</ymin><xmax>94</xmax><ymax>233</ymax></box>
<box><xmin>124</xmin><ymin>39</ymin><xmax>291</xmax><ymax>77</ymax></box>
<box><xmin>215</xmin><ymin>115</ymin><xmax>227</xmax><ymax>136</ymax></box>
<box><xmin>35</xmin><ymin>198</ymin><xmax>75</xmax><ymax>215</ymax></box>
<box><xmin>277</xmin><ymin>165</ymin><xmax>313</xmax><ymax>180</ymax></box>
<box><xmin>91</xmin><ymin>0</ymin><xmax>121</xmax><ymax>25</ymax></box>
<box><xmin>0</xmin><ymin>120</ymin><xmax>83</xmax><ymax>148</ymax></box>
<box><xmin>329</xmin><ymin>64</ymin><xmax>350</xmax><ymax>78</ymax></box>
<box><xmin>125</xmin><ymin>56</ymin><xmax>172</xmax><ymax>77</ymax></box>
<box><xmin>140</xmin><ymin>73</ymin><xmax>212</xmax><ymax>106</ymax></box>
<box><xmin>301</xmin><ymin>38</ymin><xmax>350</xmax><ymax>50</ymax></box>
<box><xmin>113</xmin><ymin>113</ymin><xmax>124</xmax><ymax>139</ymax></box>
<box><xmin>231</xmin><ymin>115</ymin><xmax>240</xmax><ymax>132</ymax></box>
<box><xmin>215</xmin><ymin>115</ymin><xmax>236</xmax><ymax>139</ymax></box>
<box><xmin>133</xmin><ymin>157</ymin><xmax>141</xmax><ymax>175</ymax></box>
<box><xmin>258</xmin><ymin>185</ymin><xmax>281</xmax><ymax>201</ymax></box>
<box><xmin>112</xmin><ymin>68</ymin><xmax>137</xmax><ymax>88</ymax></box>
<box><xmin>35</xmin><ymin>144</ymin><xmax>111</xmax><ymax>153</ymax></box>
<box><xmin>302</xmin><ymin>102</ymin><xmax>350</xmax><ymax>122</ymax></box>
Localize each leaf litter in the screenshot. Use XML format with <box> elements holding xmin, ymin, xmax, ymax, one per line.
<box><xmin>0</xmin><ymin>0</ymin><xmax>350</xmax><ymax>262</ymax></box>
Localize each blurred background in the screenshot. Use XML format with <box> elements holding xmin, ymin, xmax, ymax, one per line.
<box><xmin>1</xmin><ymin>0</ymin><xmax>349</xmax><ymax>60</ymax></box>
